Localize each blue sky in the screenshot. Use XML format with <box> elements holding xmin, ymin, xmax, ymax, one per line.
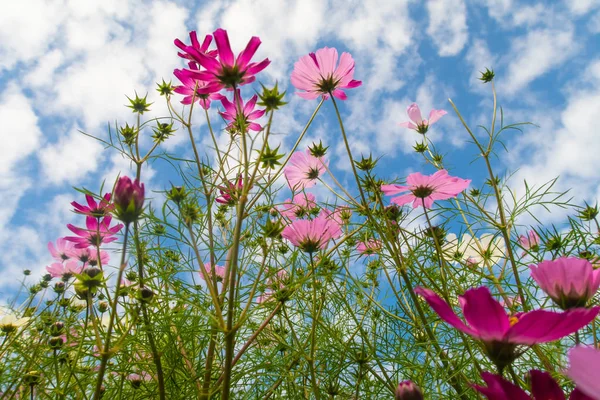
<box><xmin>1</xmin><ymin>0</ymin><xmax>600</xmax><ymax>295</ymax></box>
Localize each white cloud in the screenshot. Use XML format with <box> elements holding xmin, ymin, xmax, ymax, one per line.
<box><xmin>565</xmin><ymin>0</ymin><xmax>600</xmax><ymax>15</ymax></box>
<box><xmin>465</xmin><ymin>39</ymin><xmax>497</xmax><ymax>92</ymax></box>
<box><xmin>426</xmin><ymin>0</ymin><xmax>468</xmax><ymax>57</ymax></box>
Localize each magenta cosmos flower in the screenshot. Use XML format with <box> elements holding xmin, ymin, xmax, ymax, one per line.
<box><xmin>415</xmin><ymin>286</ymin><xmax>599</xmax><ymax>371</ymax></box>
<box><xmin>216</xmin><ymin>175</ymin><xmax>244</xmax><ymax>205</ymax></box>
<box><xmin>113</xmin><ymin>176</ymin><xmax>145</xmax><ymax>224</ymax></box>
<box><xmin>279</xmin><ymin>193</ymin><xmax>317</xmax><ymax>219</ymax></box>
<box><xmin>399</xmin><ymin>103</ymin><xmax>447</xmax><ymax>134</ymax></box>
<box><xmin>219</xmin><ymin>89</ymin><xmax>265</xmax><ymax>132</ymax></box>
<box><xmin>200</xmin><ymin>263</ymin><xmax>226</xmax><ymax>282</ymax></box>
<box><xmin>567</xmin><ymin>346</ymin><xmax>600</xmax><ymax>399</ymax></box>
<box><xmin>66</xmin><ymin>216</ymin><xmax>123</xmax><ymax>248</ymax></box>
<box><xmin>174</xmin><ymin>31</ymin><xmax>218</xmax><ymax>62</ymax></box>
<box><xmin>46</xmin><ymin>260</ymin><xmax>82</xmax><ymax>280</ymax></box>
<box><xmin>284</xmin><ymin>149</ymin><xmax>328</xmax><ymax>190</ymax></box>
<box><xmin>381</xmin><ymin>170</ymin><xmax>470</xmax><ymax>209</ymax></box>
<box><xmin>473</xmin><ymin>370</ymin><xmax>594</xmax><ymax>400</ymax></box>
<box><xmin>530</xmin><ymin>257</ymin><xmax>600</xmax><ymax>309</ymax></box>
<box><xmin>173</xmin><ymin>64</ymin><xmax>224</xmax><ymax>109</ymax></box>
<box><xmin>184</xmin><ymin>28</ymin><xmax>270</xmax><ymax>88</ymax></box>
<box><xmin>281</xmin><ymin>210</ymin><xmax>342</xmax><ymax>253</ymax></box>
<box><xmin>48</xmin><ymin>238</ymin><xmax>77</xmax><ymax>262</ymax></box>
<box><xmin>291</xmin><ymin>47</ymin><xmax>361</xmax><ymax>100</ymax></box>
<box><xmin>72</xmin><ymin>193</ymin><xmax>113</xmax><ymax>218</ymax></box>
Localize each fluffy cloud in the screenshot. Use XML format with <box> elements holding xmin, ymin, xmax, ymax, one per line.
<box><xmin>426</xmin><ymin>0</ymin><xmax>469</xmax><ymax>56</ymax></box>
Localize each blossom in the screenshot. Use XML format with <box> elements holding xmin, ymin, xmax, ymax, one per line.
<box><xmin>71</xmin><ymin>193</ymin><xmax>113</xmax><ymax>218</ymax></box>
<box><xmin>415</xmin><ymin>286</ymin><xmax>599</xmax><ymax>370</ymax></box>
<box><xmin>279</xmin><ymin>193</ymin><xmax>317</xmax><ymax>219</ymax></box>
<box><xmin>567</xmin><ymin>346</ymin><xmax>600</xmax><ymax>399</ymax></box>
<box><xmin>48</xmin><ymin>237</ymin><xmax>77</xmax><ymax>262</ymax></box>
<box><xmin>471</xmin><ymin>234</ymin><xmax>505</xmax><ymax>265</ymax></box>
<box><xmin>530</xmin><ymin>257</ymin><xmax>600</xmax><ymax>309</ymax></box>
<box><xmin>200</xmin><ymin>263</ymin><xmax>226</xmax><ymax>282</ymax></box>
<box><xmin>113</xmin><ymin>176</ymin><xmax>145</xmax><ymax>224</ymax></box>
<box><xmin>0</xmin><ymin>310</ymin><xmax>29</xmax><ymax>334</ymax></box>
<box><xmin>357</xmin><ymin>239</ymin><xmax>383</xmax><ymax>256</ymax></box>
<box><xmin>284</xmin><ymin>150</ymin><xmax>328</xmax><ymax>190</ymax></box>
<box><xmin>219</xmin><ymin>89</ymin><xmax>265</xmax><ymax>132</ymax></box>
<box><xmin>281</xmin><ymin>210</ymin><xmax>342</xmax><ymax>253</ymax></box>
<box><xmin>398</xmin><ymin>103</ymin><xmax>447</xmax><ymax>134</ymax></box>
<box><xmin>381</xmin><ymin>170</ymin><xmax>470</xmax><ymax>209</ymax></box>
<box><xmin>395</xmin><ymin>381</ymin><xmax>423</xmax><ymax>400</ymax></box>
<box><xmin>216</xmin><ymin>175</ymin><xmax>244</xmax><ymax>205</ymax></box>
<box><xmin>66</xmin><ymin>216</ymin><xmax>123</xmax><ymax>248</ymax></box>
<box><xmin>174</xmin><ymin>31</ymin><xmax>217</xmax><ymax>62</ymax></box>
<box><xmin>67</xmin><ymin>247</ymin><xmax>110</xmax><ymax>266</ymax></box>
<box><xmin>46</xmin><ymin>260</ymin><xmax>82</xmax><ymax>279</ymax></box>
<box><xmin>518</xmin><ymin>229</ymin><xmax>540</xmax><ymax>255</ymax></box>
<box><xmin>173</xmin><ymin>64</ymin><xmax>224</xmax><ymax>108</ymax></box>
<box><xmin>291</xmin><ymin>47</ymin><xmax>361</xmax><ymax>100</ymax></box>
<box><xmin>184</xmin><ymin>28</ymin><xmax>270</xmax><ymax>88</ymax></box>
<box><xmin>473</xmin><ymin>370</ymin><xmax>594</xmax><ymax>400</ymax></box>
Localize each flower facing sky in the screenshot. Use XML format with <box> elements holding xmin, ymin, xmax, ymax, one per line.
<box><xmin>278</xmin><ymin>192</ymin><xmax>317</xmax><ymax>219</ymax></box>
<box><xmin>357</xmin><ymin>239</ymin><xmax>383</xmax><ymax>256</ymax></box>
<box><xmin>530</xmin><ymin>257</ymin><xmax>600</xmax><ymax>309</ymax></box>
<box><xmin>219</xmin><ymin>89</ymin><xmax>265</xmax><ymax>132</ymax></box>
<box><xmin>281</xmin><ymin>210</ymin><xmax>342</xmax><ymax>253</ymax></box>
<box><xmin>284</xmin><ymin>149</ymin><xmax>328</xmax><ymax>190</ymax></box>
<box><xmin>216</xmin><ymin>175</ymin><xmax>244</xmax><ymax>205</ymax></box>
<box><xmin>173</xmin><ymin>64</ymin><xmax>224</xmax><ymax>109</ymax></box>
<box><xmin>48</xmin><ymin>238</ymin><xmax>77</xmax><ymax>262</ymax></box>
<box><xmin>398</xmin><ymin>103</ymin><xmax>447</xmax><ymax>134</ymax></box>
<box><xmin>71</xmin><ymin>193</ymin><xmax>113</xmax><ymax>218</ymax></box>
<box><xmin>200</xmin><ymin>263</ymin><xmax>226</xmax><ymax>282</ymax></box>
<box><xmin>381</xmin><ymin>169</ymin><xmax>470</xmax><ymax>209</ymax></box>
<box><xmin>567</xmin><ymin>346</ymin><xmax>600</xmax><ymax>399</ymax></box>
<box><xmin>291</xmin><ymin>47</ymin><xmax>361</xmax><ymax>100</ymax></box>
<box><xmin>174</xmin><ymin>31</ymin><xmax>217</xmax><ymax>63</ymax></box>
<box><xmin>46</xmin><ymin>260</ymin><xmax>82</xmax><ymax>279</ymax></box>
<box><xmin>518</xmin><ymin>229</ymin><xmax>540</xmax><ymax>256</ymax></box>
<box><xmin>66</xmin><ymin>216</ymin><xmax>123</xmax><ymax>248</ymax></box>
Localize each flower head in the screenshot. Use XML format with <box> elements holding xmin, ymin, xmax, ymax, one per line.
<box><xmin>381</xmin><ymin>170</ymin><xmax>470</xmax><ymax>209</ymax></box>
<box><xmin>200</xmin><ymin>263</ymin><xmax>226</xmax><ymax>282</ymax></box>
<box><xmin>216</xmin><ymin>175</ymin><xmax>245</xmax><ymax>205</ymax></box>
<box><xmin>71</xmin><ymin>193</ymin><xmax>113</xmax><ymax>218</ymax></box>
<box><xmin>567</xmin><ymin>346</ymin><xmax>600</xmax><ymax>399</ymax></box>
<box><xmin>518</xmin><ymin>229</ymin><xmax>540</xmax><ymax>255</ymax></box>
<box><xmin>291</xmin><ymin>47</ymin><xmax>362</xmax><ymax>100</ymax></box>
<box><xmin>284</xmin><ymin>150</ymin><xmax>328</xmax><ymax>190</ymax></box>
<box><xmin>48</xmin><ymin>238</ymin><xmax>77</xmax><ymax>262</ymax></box>
<box><xmin>357</xmin><ymin>239</ymin><xmax>383</xmax><ymax>256</ymax></box>
<box><xmin>184</xmin><ymin>28</ymin><xmax>270</xmax><ymax>88</ymax></box>
<box><xmin>530</xmin><ymin>257</ymin><xmax>600</xmax><ymax>309</ymax></box>
<box><xmin>113</xmin><ymin>176</ymin><xmax>145</xmax><ymax>224</ymax></box>
<box><xmin>395</xmin><ymin>381</ymin><xmax>423</xmax><ymax>400</ymax></box>
<box><xmin>281</xmin><ymin>210</ymin><xmax>342</xmax><ymax>253</ymax></box>
<box><xmin>46</xmin><ymin>260</ymin><xmax>82</xmax><ymax>280</ymax></box>
<box><xmin>279</xmin><ymin>193</ymin><xmax>318</xmax><ymax>219</ymax></box>
<box><xmin>399</xmin><ymin>103</ymin><xmax>447</xmax><ymax>134</ymax></box>
<box><xmin>173</xmin><ymin>64</ymin><xmax>224</xmax><ymax>109</ymax></box>
<box><xmin>174</xmin><ymin>31</ymin><xmax>218</xmax><ymax>63</ymax></box>
<box><xmin>219</xmin><ymin>89</ymin><xmax>265</xmax><ymax>133</ymax></box>
<box><xmin>416</xmin><ymin>286</ymin><xmax>599</xmax><ymax>370</ymax></box>
<box><xmin>66</xmin><ymin>216</ymin><xmax>123</xmax><ymax>248</ymax></box>
<box><xmin>0</xmin><ymin>310</ymin><xmax>29</xmax><ymax>334</ymax></box>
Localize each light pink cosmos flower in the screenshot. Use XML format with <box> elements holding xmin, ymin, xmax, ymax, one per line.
<box><xmin>48</xmin><ymin>238</ymin><xmax>77</xmax><ymax>262</ymax></box>
<box><xmin>530</xmin><ymin>257</ymin><xmax>600</xmax><ymax>309</ymax></box>
<box><xmin>200</xmin><ymin>263</ymin><xmax>226</xmax><ymax>282</ymax></box>
<box><xmin>279</xmin><ymin>193</ymin><xmax>317</xmax><ymax>219</ymax></box>
<box><xmin>381</xmin><ymin>170</ymin><xmax>470</xmax><ymax>209</ymax></box>
<box><xmin>185</xmin><ymin>28</ymin><xmax>270</xmax><ymax>88</ymax></box>
<box><xmin>281</xmin><ymin>210</ymin><xmax>342</xmax><ymax>253</ymax></box>
<box><xmin>257</xmin><ymin>290</ymin><xmax>274</xmax><ymax>304</ymax></box>
<box><xmin>357</xmin><ymin>239</ymin><xmax>383</xmax><ymax>256</ymax></box>
<box><xmin>65</xmin><ymin>216</ymin><xmax>123</xmax><ymax>249</ymax></box>
<box><xmin>46</xmin><ymin>260</ymin><xmax>82</xmax><ymax>279</ymax></box>
<box><xmin>567</xmin><ymin>346</ymin><xmax>600</xmax><ymax>400</ymax></box>
<box><xmin>219</xmin><ymin>89</ymin><xmax>265</xmax><ymax>132</ymax></box>
<box><xmin>67</xmin><ymin>247</ymin><xmax>109</xmax><ymax>266</ymax></box>
<box><xmin>518</xmin><ymin>229</ymin><xmax>540</xmax><ymax>256</ymax></box>
<box><xmin>399</xmin><ymin>103</ymin><xmax>447</xmax><ymax>134</ymax></box>
<box><xmin>416</xmin><ymin>286</ymin><xmax>600</xmax><ymax>370</ymax></box>
<box><xmin>173</xmin><ymin>64</ymin><xmax>224</xmax><ymax>108</ymax></box>
<box><xmin>72</xmin><ymin>193</ymin><xmax>114</xmax><ymax>218</ymax></box>
<box><xmin>284</xmin><ymin>150</ymin><xmax>328</xmax><ymax>190</ymax></box>
<box><xmin>174</xmin><ymin>31</ymin><xmax>218</xmax><ymax>62</ymax></box>
<box><xmin>291</xmin><ymin>47</ymin><xmax>362</xmax><ymax>100</ymax></box>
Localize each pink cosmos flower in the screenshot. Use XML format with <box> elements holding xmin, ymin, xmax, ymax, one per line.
<box><xmin>381</xmin><ymin>170</ymin><xmax>470</xmax><ymax>209</ymax></box>
<box><xmin>257</xmin><ymin>290</ymin><xmax>274</xmax><ymax>304</ymax></box>
<box><xmin>530</xmin><ymin>257</ymin><xmax>600</xmax><ymax>309</ymax></box>
<box><xmin>216</xmin><ymin>175</ymin><xmax>244</xmax><ymax>205</ymax></box>
<box><xmin>291</xmin><ymin>47</ymin><xmax>362</xmax><ymax>100</ymax></box>
<box><xmin>415</xmin><ymin>286</ymin><xmax>599</xmax><ymax>370</ymax></box>
<box><xmin>357</xmin><ymin>239</ymin><xmax>383</xmax><ymax>256</ymax></box>
<box><xmin>200</xmin><ymin>263</ymin><xmax>226</xmax><ymax>282</ymax></box>
<box><xmin>219</xmin><ymin>89</ymin><xmax>265</xmax><ymax>132</ymax></box>
<box><xmin>185</xmin><ymin>28</ymin><xmax>270</xmax><ymax>88</ymax></box>
<box><xmin>567</xmin><ymin>346</ymin><xmax>600</xmax><ymax>399</ymax></box>
<box><xmin>173</xmin><ymin>64</ymin><xmax>224</xmax><ymax>108</ymax></box>
<box><xmin>518</xmin><ymin>229</ymin><xmax>540</xmax><ymax>256</ymax></box>
<box><xmin>67</xmin><ymin>247</ymin><xmax>109</xmax><ymax>266</ymax></box>
<box><xmin>66</xmin><ymin>216</ymin><xmax>123</xmax><ymax>249</ymax></box>
<box><xmin>48</xmin><ymin>238</ymin><xmax>77</xmax><ymax>262</ymax></box>
<box><xmin>113</xmin><ymin>176</ymin><xmax>145</xmax><ymax>223</ymax></box>
<box><xmin>473</xmin><ymin>370</ymin><xmax>594</xmax><ymax>400</ymax></box>
<box><xmin>281</xmin><ymin>210</ymin><xmax>342</xmax><ymax>253</ymax></box>
<box><xmin>399</xmin><ymin>103</ymin><xmax>447</xmax><ymax>134</ymax></box>
<box><xmin>174</xmin><ymin>31</ymin><xmax>218</xmax><ymax>63</ymax></box>
<box><xmin>279</xmin><ymin>193</ymin><xmax>317</xmax><ymax>219</ymax></box>
<box><xmin>284</xmin><ymin>150</ymin><xmax>328</xmax><ymax>190</ymax></box>
<box><xmin>72</xmin><ymin>193</ymin><xmax>114</xmax><ymax>218</ymax></box>
<box><xmin>46</xmin><ymin>260</ymin><xmax>82</xmax><ymax>279</ymax></box>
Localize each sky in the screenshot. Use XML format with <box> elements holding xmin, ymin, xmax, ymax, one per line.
<box><xmin>1</xmin><ymin>0</ymin><xmax>600</xmax><ymax>294</ymax></box>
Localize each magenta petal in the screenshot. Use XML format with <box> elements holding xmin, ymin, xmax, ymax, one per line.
<box><xmin>570</xmin><ymin>388</ymin><xmax>596</xmax><ymax>400</ymax></box>
<box><xmin>530</xmin><ymin>370</ymin><xmax>565</xmax><ymax>400</ymax></box>
<box><xmin>414</xmin><ymin>287</ymin><xmax>478</xmax><ymax>336</ymax></box>
<box><xmin>459</xmin><ymin>287</ymin><xmax>509</xmax><ymax>341</ymax></box>
<box><xmin>472</xmin><ymin>372</ymin><xmax>530</xmax><ymax>400</ymax></box>
<box><xmin>406</xmin><ymin>103</ymin><xmax>423</xmax><ymax>124</ymax></box>
<box><xmin>213</xmin><ymin>28</ymin><xmax>234</xmax><ymax>67</ymax></box>
<box><xmin>237</xmin><ymin>36</ymin><xmax>261</xmax><ymax>70</ymax></box>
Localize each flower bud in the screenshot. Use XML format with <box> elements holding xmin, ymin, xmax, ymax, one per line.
<box><xmin>50</xmin><ymin>321</ymin><xmax>65</xmax><ymax>337</ymax></box>
<box><xmin>113</xmin><ymin>176</ymin><xmax>145</xmax><ymax>224</ymax></box>
<box><xmin>54</xmin><ymin>281</ymin><xmax>65</xmax><ymax>294</ymax></box>
<box><xmin>98</xmin><ymin>301</ymin><xmax>109</xmax><ymax>313</ymax></box>
<box><xmin>48</xmin><ymin>336</ymin><xmax>64</xmax><ymax>349</ymax></box>
<box><xmin>395</xmin><ymin>381</ymin><xmax>423</xmax><ymax>400</ymax></box>
<box><xmin>139</xmin><ymin>287</ymin><xmax>155</xmax><ymax>303</ymax></box>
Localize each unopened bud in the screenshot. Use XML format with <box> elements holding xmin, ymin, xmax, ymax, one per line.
<box><xmin>395</xmin><ymin>381</ymin><xmax>423</xmax><ymax>400</ymax></box>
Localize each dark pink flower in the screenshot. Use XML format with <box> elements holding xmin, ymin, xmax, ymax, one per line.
<box><xmin>46</xmin><ymin>260</ymin><xmax>82</xmax><ymax>279</ymax></box>
<box><xmin>357</xmin><ymin>239</ymin><xmax>383</xmax><ymax>256</ymax></box>
<box><xmin>281</xmin><ymin>209</ymin><xmax>342</xmax><ymax>253</ymax></box>
<box><xmin>279</xmin><ymin>193</ymin><xmax>317</xmax><ymax>219</ymax></box>
<box><xmin>185</xmin><ymin>28</ymin><xmax>270</xmax><ymax>88</ymax></box>
<box><xmin>174</xmin><ymin>31</ymin><xmax>218</xmax><ymax>63</ymax></box>
<box><xmin>415</xmin><ymin>286</ymin><xmax>599</xmax><ymax>370</ymax></box>
<box><xmin>71</xmin><ymin>193</ymin><xmax>114</xmax><ymax>218</ymax></box>
<box><xmin>216</xmin><ymin>175</ymin><xmax>244</xmax><ymax>205</ymax></box>
<box><xmin>291</xmin><ymin>47</ymin><xmax>362</xmax><ymax>100</ymax></box>
<box><xmin>567</xmin><ymin>346</ymin><xmax>600</xmax><ymax>399</ymax></box>
<box><xmin>530</xmin><ymin>257</ymin><xmax>600</xmax><ymax>309</ymax></box>
<box><xmin>48</xmin><ymin>238</ymin><xmax>77</xmax><ymax>262</ymax></box>
<box><xmin>200</xmin><ymin>263</ymin><xmax>226</xmax><ymax>282</ymax></box>
<box><xmin>219</xmin><ymin>89</ymin><xmax>265</xmax><ymax>132</ymax></box>
<box><xmin>399</xmin><ymin>103</ymin><xmax>447</xmax><ymax>134</ymax></box>
<box><xmin>395</xmin><ymin>381</ymin><xmax>423</xmax><ymax>400</ymax></box>
<box><xmin>284</xmin><ymin>150</ymin><xmax>328</xmax><ymax>190</ymax></box>
<box><xmin>381</xmin><ymin>170</ymin><xmax>470</xmax><ymax>209</ymax></box>
<box><xmin>173</xmin><ymin>64</ymin><xmax>224</xmax><ymax>109</ymax></box>
<box><xmin>66</xmin><ymin>216</ymin><xmax>123</xmax><ymax>249</ymax></box>
<box><xmin>113</xmin><ymin>176</ymin><xmax>145</xmax><ymax>223</ymax></box>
